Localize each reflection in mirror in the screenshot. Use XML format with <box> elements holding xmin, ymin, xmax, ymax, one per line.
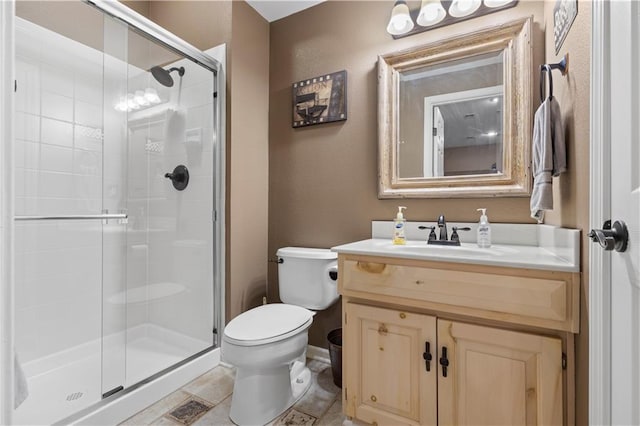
<box><xmin>378</xmin><ymin>17</ymin><xmax>532</xmax><ymax>198</ymax></box>
<box><xmin>398</xmin><ymin>52</ymin><xmax>504</xmax><ymax>178</ymax></box>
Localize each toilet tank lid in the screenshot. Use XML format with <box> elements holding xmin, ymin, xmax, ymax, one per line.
<box><xmin>224</xmin><ymin>304</ymin><xmax>313</xmax><ymax>342</ymax></box>
<box><xmin>276</xmin><ymin>247</ymin><xmax>337</xmax><ymax>260</ymax></box>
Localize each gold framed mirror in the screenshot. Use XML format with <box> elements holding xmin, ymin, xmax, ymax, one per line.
<box><xmin>378</xmin><ymin>17</ymin><xmax>532</xmax><ymax>198</ymax></box>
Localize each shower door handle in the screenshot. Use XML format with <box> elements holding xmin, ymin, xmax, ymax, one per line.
<box><xmin>15</xmin><ymin>213</ymin><xmax>128</xmax><ymax>222</ymax></box>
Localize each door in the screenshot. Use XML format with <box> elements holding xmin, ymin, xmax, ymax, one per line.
<box><xmin>344</xmin><ymin>303</ymin><xmax>437</xmax><ymax>426</ymax></box>
<box><xmin>437</xmin><ymin>320</ymin><xmax>563</xmax><ymax>426</ymax></box>
<box><xmin>116</xmin><ymin>22</ymin><xmax>216</xmax><ymax>390</ymax></box>
<box><xmin>433</xmin><ymin>106</ymin><xmax>445</xmax><ymax>177</ymax></box>
<box><xmin>423</xmin><ymin>103</ymin><xmax>445</xmax><ymax>177</ymax></box>
<box><xmin>12</xmin><ymin>4</ymin><xmax>121</xmax><ymax>423</ymax></box>
<box><xmin>600</xmin><ymin>1</ymin><xmax>640</xmax><ymax>423</ymax></box>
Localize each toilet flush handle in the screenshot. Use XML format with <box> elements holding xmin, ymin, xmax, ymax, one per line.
<box><xmin>328</xmin><ymin>265</ymin><xmax>338</xmax><ymax>281</ymax></box>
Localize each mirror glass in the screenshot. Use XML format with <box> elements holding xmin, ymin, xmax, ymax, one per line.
<box><xmin>378</xmin><ymin>17</ymin><xmax>532</xmax><ymax>198</ymax></box>
<box><xmin>398</xmin><ymin>51</ymin><xmax>504</xmax><ymax>178</ymax></box>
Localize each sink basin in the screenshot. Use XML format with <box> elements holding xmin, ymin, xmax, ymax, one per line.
<box><xmin>372</xmin><ymin>240</ymin><xmax>517</xmax><ymax>257</ymax></box>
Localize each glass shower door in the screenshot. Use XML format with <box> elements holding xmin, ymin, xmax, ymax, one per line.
<box><xmin>112</xmin><ymin>23</ymin><xmax>216</xmax><ymax>389</ymax></box>
<box><xmin>13</xmin><ymin>2</ymin><xmax>125</xmax><ymax>423</ymax></box>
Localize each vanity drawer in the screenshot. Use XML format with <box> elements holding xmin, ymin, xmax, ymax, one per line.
<box><xmin>339</xmin><ymin>255</ymin><xmax>579</xmax><ymax>333</ymax></box>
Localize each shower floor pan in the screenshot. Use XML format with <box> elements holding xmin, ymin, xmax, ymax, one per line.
<box><xmin>13</xmin><ymin>323</ymin><xmax>210</xmax><ymax>425</ymax></box>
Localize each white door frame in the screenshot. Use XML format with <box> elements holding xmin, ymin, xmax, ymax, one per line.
<box><xmin>0</xmin><ymin>0</ymin><xmax>15</xmax><ymax>424</ymax></box>
<box><xmin>589</xmin><ymin>0</ymin><xmax>612</xmax><ymax>423</ymax></box>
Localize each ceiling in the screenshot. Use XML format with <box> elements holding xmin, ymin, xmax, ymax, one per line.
<box><xmin>245</xmin><ymin>0</ymin><xmax>325</xmax><ymax>22</ymax></box>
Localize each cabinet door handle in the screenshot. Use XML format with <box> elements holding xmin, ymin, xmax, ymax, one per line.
<box><xmin>423</xmin><ymin>341</ymin><xmax>433</xmax><ymax>372</ymax></box>
<box><xmin>440</xmin><ymin>346</ymin><xmax>450</xmax><ymax>377</ymax></box>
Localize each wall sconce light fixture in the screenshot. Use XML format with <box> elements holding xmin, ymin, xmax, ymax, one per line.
<box><xmin>387</xmin><ymin>0</ymin><xmax>518</xmax><ymax>39</ymax></box>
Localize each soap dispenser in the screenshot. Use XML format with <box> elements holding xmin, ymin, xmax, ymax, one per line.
<box><xmin>476</xmin><ymin>208</ymin><xmax>491</xmax><ymax>248</ymax></box>
<box><xmin>393</xmin><ymin>206</ymin><xmax>407</xmax><ymax>245</ymax></box>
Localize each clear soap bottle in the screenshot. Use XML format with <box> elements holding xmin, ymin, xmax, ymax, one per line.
<box><xmin>476</xmin><ymin>208</ymin><xmax>491</xmax><ymax>248</ymax></box>
<box><xmin>393</xmin><ymin>206</ymin><xmax>407</xmax><ymax>245</ymax></box>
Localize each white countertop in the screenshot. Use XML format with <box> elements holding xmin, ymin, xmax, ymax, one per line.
<box><xmin>331</xmin><ymin>222</ymin><xmax>580</xmax><ymax>273</ymax></box>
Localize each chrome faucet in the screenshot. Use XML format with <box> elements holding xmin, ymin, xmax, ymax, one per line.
<box><xmin>437</xmin><ymin>215</ymin><xmax>448</xmax><ymax>241</ymax></box>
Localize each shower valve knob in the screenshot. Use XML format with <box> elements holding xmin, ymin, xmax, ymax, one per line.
<box><xmin>164</xmin><ymin>165</ymin><xmax>189</xmax><ymax>191</ymax></box>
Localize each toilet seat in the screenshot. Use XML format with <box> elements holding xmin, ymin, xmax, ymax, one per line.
<box><xmin>223</xmin><ymin>304</ymin><xmax>313</xmax><ymax>346</ymax></box>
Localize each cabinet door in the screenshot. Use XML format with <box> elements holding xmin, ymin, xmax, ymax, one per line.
<box><xmin>344</xmin><ymin>302</ymin><xmax>437</xmax><ymax>425</ymax></box>
<box><xmin>437</xmin><ymin>320</ymin><xmax>563</xmax><ymax>425</ymax></box>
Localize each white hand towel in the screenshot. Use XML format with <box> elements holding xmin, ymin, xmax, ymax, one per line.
<box><xmin>530</xmin><ymin>97</ymin><xmax>566</xmax><ymax>222</ymax></box>
<box><xmin>15</xmin><ymin>352</ymin><xmax>28</xmax><ymax>408</ymax></box>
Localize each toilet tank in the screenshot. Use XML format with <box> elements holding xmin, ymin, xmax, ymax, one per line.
<box><xmin>276</xmin><ymin>247</ymin><xmax>339</xmax><ymax>310</ymax></box>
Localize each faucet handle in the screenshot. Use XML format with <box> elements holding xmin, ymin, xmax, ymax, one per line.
<box><xmin>418</xmin><ymin>225</ymin><xmax>437</xmax><ymax>242</ymax></box>
<box><xmin>450</xmin><ymin>226</ymin><xmax>471</xmax><ymax>243</ymax></box>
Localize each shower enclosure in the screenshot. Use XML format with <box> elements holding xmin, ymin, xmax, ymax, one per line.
<box><xmin>10</xmin><ymin>1</ymin><xmax>224</xmax><ymax>424</ymax></box>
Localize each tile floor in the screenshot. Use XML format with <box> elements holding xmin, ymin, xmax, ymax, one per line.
<box><xmin>120</xmin><ymin>359</ymin><xmax>344</xmax><ymax>425</ymax></box>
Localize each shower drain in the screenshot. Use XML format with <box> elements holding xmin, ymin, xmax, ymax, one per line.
<box><xmin>66</xmin><ymin>392</ymin><xmax>84</xmax><ymax>402</ymax></box>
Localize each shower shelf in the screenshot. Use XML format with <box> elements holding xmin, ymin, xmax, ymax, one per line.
<box><xmin>107</xmin><ymin>282</ymin><xmax>186</xmax><ymax>305</ymax></box>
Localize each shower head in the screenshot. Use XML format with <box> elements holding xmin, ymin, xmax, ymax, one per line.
<box><xmin>150</xmin><ymin>66</ymin><xmax>185</xmax><ymax>88</ymax></box>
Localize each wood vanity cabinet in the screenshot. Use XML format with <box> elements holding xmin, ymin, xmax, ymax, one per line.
<box><xmin>339</xmin><ymin>254</ymin><xmax>579</xmax><ymax>426</ymax></box>
<box><xmin>344</xmin><ymin>303</ymin><xmax>437</xmax><ymax>425</ymax></box>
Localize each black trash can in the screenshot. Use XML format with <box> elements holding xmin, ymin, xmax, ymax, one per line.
<box><xmin>327</xmin><ymin>328</ymin><xmax>342</xmax><ymax>388</ymax></box>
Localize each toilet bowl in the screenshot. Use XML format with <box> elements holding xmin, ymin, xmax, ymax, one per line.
<box><xmin>222</xmin><ymin>247</ymin><xmax>338</xmax><ymax>425</ymax></box>
<box><xmin>222</xmin><ymin>304</ymin><xmax>313</xmax><ymax>425</ymax></box>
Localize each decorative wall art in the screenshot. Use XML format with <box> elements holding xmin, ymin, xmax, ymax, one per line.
<box><xmin>553</xmin><ymin>0</ymin><xmax>577</xmax><ymax>54</ymax></box>
<box><xmin>292</xmin><ymin>70</ymin><xmax>347</xmax><ymax>128</ymax></box>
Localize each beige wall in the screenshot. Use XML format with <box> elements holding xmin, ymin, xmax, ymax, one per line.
<box><xmin>543</xmin><ymin>1</ymin><xmax>591</xmax><ymax>424</ymax></box>
<box><xmin>444</xmin><ymin>144</ymin><xmax>501</xmax><ymax>175</ymax></box>
<box><xmin>269</xmin><ymin>0</ymin><xmax>546</xmax><ymax>350</ymax></box>
<box><xmin>228</xmin><ymin>1</ymin><xmax>270</xmax><ymax>318</ymax></box>
<box><xmin>146</xmin><ymin>1</ymin><xmax>232</xmax><ymax>52</ymax></box>
<box><xmin>121</xmin><ymin>0</ymin><xmax>149</xmax><ymax>18</ymax></box>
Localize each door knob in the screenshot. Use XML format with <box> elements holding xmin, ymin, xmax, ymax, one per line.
<box><xmin>588</xmin><ymin>220</ymin><xmax>628</xmax><ymax>252</ymax></box>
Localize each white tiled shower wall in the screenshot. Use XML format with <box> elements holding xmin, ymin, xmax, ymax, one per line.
<box><xmin>14</xmin><ymin>14</ymin><xmax>216</xmax><ymax>376</ymax></box>
<box><xmin>14</xmin><ymin>17</ymin><xmax>109</xmax><ymax>364</ymax></box>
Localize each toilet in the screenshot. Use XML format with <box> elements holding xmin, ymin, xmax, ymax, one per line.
<box><xmin>221</xmin><ymin>247</ymin><xmax>339</xmax><ymax>425</ymax></box>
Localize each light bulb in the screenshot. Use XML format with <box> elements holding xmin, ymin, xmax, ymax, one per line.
<box><xmin>115</xmin><ymin>96</ymin><xmax>128</xmax><ymax>112</ymax></box>
<box><xmin>424</xmin><ymin>5</ymin><xmax>438</xmax><ymax>20</ymax></box>
<box><xmin>144</xmin><ymin>88</ymin><xmax>161</xmax><ymax>104</ymax></box>
<box><xmin>458</xmin><ymin>0</ymin><xmax>473</xmax><ymax>12</ymax></box>
<box><xmin>386</xmin><ymin>0</ymin><xmax>414</xmax><ymax>36</ymax></box>
<box><xmin>449</xmin><ymin>0</ymin><xmax>481</xmax><ymax>17</ymax></box>
<box><xmin>127</xmin><ymin>94</ymin><xmax>140</xmax><ymax>110</ymax></box>
<box><xmin>417</xmin><ymin>0</ymin><xmax>446</xmax><ymax>26</ymax></box>
<box><xmin>484</xmin><ymin>0</ymin><xmax>514</xmax><ymax>7</ymax></box>
<box><xmin>134</xmin><ymin>90</ymin><xmax>150</xmax><ymax>106</ymax></box>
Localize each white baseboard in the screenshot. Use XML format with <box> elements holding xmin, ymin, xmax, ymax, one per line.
<box><xmin>219</xmin><ymin>360</ymin><xmax>234</xmax><ymax>369</ymax></box>
<box><xmin>307</xmin><ymin>345</ymin><xmax>330</xmax><ymax>364</ymax></box>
